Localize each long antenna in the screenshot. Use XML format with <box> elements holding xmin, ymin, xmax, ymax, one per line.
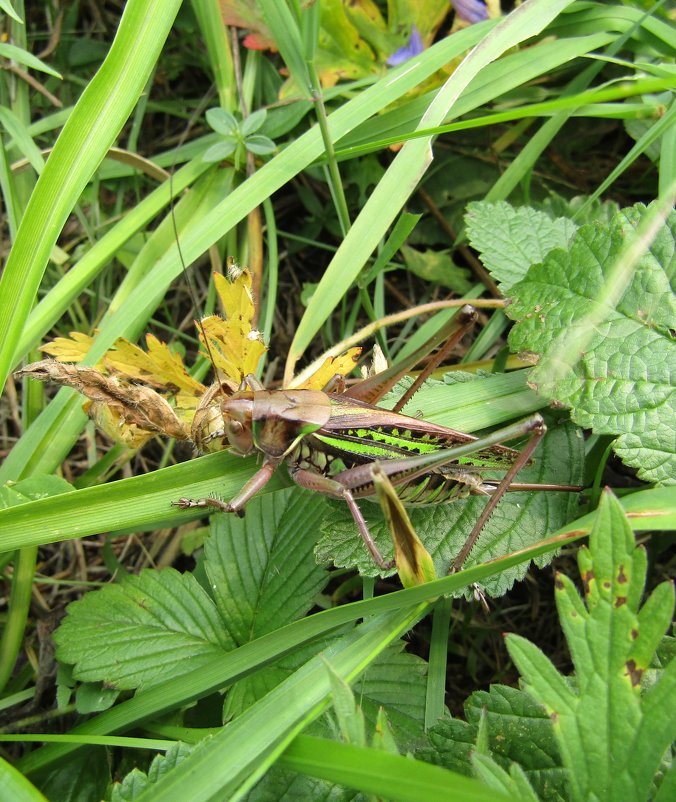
<box><xmin>167</xmin><ymin>87</ymin><xmax>226</xmax><ymax>395</ymax></box>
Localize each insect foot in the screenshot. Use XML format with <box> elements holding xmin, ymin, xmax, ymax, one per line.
<box><xmin>172</xmin><ymin>497</ymin><xmax>241</xmax><ymax>515</ymax></box>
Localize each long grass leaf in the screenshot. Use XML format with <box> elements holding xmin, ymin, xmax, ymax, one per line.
<box><xmin>0</xmin><ymin>0</ymin><xmax>183</xmax><ymax>394</ymax></box>
<box><xmin>284</xmin><ymin>0</ymin><xmax>579</xmax><ymax>381</ymax></box>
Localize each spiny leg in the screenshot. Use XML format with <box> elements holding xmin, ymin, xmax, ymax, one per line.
<box><xmin>173</xmin><ymin>459</ymin><xmax>279</xmax><ymax>516</ymax></box>
<box><xmin>451</xmin><ymin>416</ymin><xmax>547</xmax><ymax>573</ymax></box>
<box><xmin>392</xmin><ymin>307</ymin><xmax>478</xmax><ymax>413</ymax></box>
<box><xmin>342</xmin><ymin>305</ymin><xmax>478</xmax><ymax>407</ymax></box>
<box><xmin>290</xmin><ymin>466</ymin><xmax>393</xmax><ymax>570</ymax></box>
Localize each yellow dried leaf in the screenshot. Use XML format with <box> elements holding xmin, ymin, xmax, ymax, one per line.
<box><xmin>40</xmin><ymin>331</ymin><xmax>96</xmax><ymax>363</ymax></box>
<box><xmin>297</xmin><ymin>348</ymin><xmax>362</xmax><ymax>391</ymax></box>
<box><xmin>195</xmin><ymin>269</ymin><xmax>266</xmax><ymax>384</ymax></box>
<box><xmin>214</xmin><ymin>268</ymin><xmax>256</xmax><ymax>326</ymax></box>
<box><xmin>102</xmin><ymin>334</ymin><xmax>206</xmax><ymax>400</ymax></box>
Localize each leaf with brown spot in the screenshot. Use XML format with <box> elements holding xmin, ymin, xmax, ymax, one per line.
<box><xmin>504</xmin><ymin>491</ymin><xmax>676</xmax><ymax>802</ymax></box>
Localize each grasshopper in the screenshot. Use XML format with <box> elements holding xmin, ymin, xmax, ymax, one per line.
<box><xmin>176</xmin><ymin>304</ymin><xmax>568</xmax><ymax>573</ymax></box>
<box><xmin>17</xmin><ymin>271</ymin><xmax>574</xmax><ymax>575</ymax></box>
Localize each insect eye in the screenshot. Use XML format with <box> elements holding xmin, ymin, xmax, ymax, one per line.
<box><xmin>229</xmin><ymin>421</ymin><xmax>244</xmax><ymax>435</ymax></box>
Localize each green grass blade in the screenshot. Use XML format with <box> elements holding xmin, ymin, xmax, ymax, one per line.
<box><xmin>0</xmin><ymin>0</ymin><xmax>183</xmax><ymax>395</ymax></box>
<box><xmin>0</xmin><ymin>756</ymin><xmax>48</xmax><ymax>802</ymax></box>
<box><xmin>278</xmin><ymin>735</ymin><xmax>517</xmax><ymax>802</ymax></box>
<box><xmin>284</xmin><ymin>0</ymin><xmax>578</xmax><ymax>380</ymax></box>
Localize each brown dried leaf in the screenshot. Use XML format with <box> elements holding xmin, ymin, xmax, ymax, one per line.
<box><xmin>16</xmin><ymin>361</ymin><xmax>190</xmax><ymax>444</ymax></box>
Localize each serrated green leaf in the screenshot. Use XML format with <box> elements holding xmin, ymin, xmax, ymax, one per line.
<box><xmin>112</xmin><ymin>742</ymin><xmax>197</xmax><ymax>802</ymax></box>
<box><xmin>471</xmin><ymin>753</ymin><xmax>540</xmax><ymax>802</ymax></box>
<box><xmin>506</xmin><ymin>490</ymin><xmax>676</xmax><ymax>802</ymax></box>
<box><xmin>244</xmin><ymin>767</ymin><xmax>359</xmax><ymax>801</ymax></box>
<box><xmin>354</xmin><ymin>643</ymin><xmax>428</xmax><ymax>751</ymax></box>
<box><xmin>316</xmin><ymin>418</ymin><xmax>584</xmax><ymax>594</ymax></box>
<box><xmin>204</xmin><ymin>491</ymin><xmax>331</xmax><ymax>719</ymax></box>
<box><xmin>507</xmin><ymin>202</ymin><xmax>676</xmax><ymax>485</ymax></box>
<box><xmin>326</xmin><ymin>664</ymin><xmax>367</xmax><ymax>747</ymax></box>
<box><xmin>465</xmin><ymin>201</ymin><xmax>577</xmax><ymax>291</ymax></box>
<box><xmin>35</xmin><ymin>748</ymin><xmax>109</xmax><ymax>802</ymax></box>
<box><xmin>54</xmin><ymin>568</ymin><xmax>234</xmax><ymax>690</ymax></box>
<box><xmin>421</xmin><ymin>683</ymin><xmax>566</xmax><ymax>802</ymax></box>
<box><xmin>206</xmin><ymin>490</ymin><xmax>329</xmax><ymax>643</ymax></box>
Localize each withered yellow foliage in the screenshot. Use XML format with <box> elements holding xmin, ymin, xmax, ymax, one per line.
<box><xmin>296</xmin><ymin>348</ymin><xmax>362</xmax><ymax>391</ymax></box>
<box><xmin>18</xmin><ymin>268</ymin><xmax>268</xmax><ymax>448</ymax></box>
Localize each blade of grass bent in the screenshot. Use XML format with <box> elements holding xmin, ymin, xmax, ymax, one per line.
<box><xmin>0</xmin><ymin>0</ymin><xmax>183</xmax><ymax>396</ymax></box>
<box><xmin>284</xmin><ymin>0</ymin><xmax>578</xmax><ymax>384</ymax></box>
<box><xmin>278</xmin><ymin>735</ymin><xmax>517</xmax><ymax>802</ymax></box>
<box><xmin>134</xmin><ymin>606</ymin><xmax>428</xmax><ymax>802</ymax></box>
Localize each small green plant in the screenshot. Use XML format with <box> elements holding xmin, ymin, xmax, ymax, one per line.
<box><xmin>203</xmin><ymin>107</ymin><xmax>276</xmax><ymax>168</ymax></box>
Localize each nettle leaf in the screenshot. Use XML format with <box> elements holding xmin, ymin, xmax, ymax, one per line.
<box><xmin>507</xmin><ymin>202</ymin><xmax>676</xmax><ymax>485</ymax></box>
<box><xmin>353</xmin><ymin>642</ymin><xmax>428</xmax><ymax>752</ymax></box>
<box><xmin>54</xmin><ymin>568</ymin><xmax>234</xmax><ymax>690</ymax></box>
<box><xmin>420</xmin><ymin>684</ymin><xmax>566</xmax><ymax>802</ymax></box>
<box><xmin>316</xmin><ymin>417</ymin><xmax>584</xmax><ymax>595</ymax></box>
<box><xmin>465</xmin><ymin>201</ymin><xmax>577</xmax><ymax>291</ymax></box>
<box><xmin>506</xmin><ymin>490</ymin><xmax>676</xmax><ymax>802</ymax></box>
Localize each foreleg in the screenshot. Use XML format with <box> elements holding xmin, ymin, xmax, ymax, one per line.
<box><xmin>174</xmin><ymin>460</ymin><xmax>279</xmax><ymax>516</ymax></box>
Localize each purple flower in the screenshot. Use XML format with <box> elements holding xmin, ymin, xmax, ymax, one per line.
<box><xmin>451</xmin><ymin>0</ymin><xmax>489</xmax><ymax>24</ymax></box>
<box><xmin>387</xmin><ymin>25</ymin><xmax>424</xmax><ymax>66</ymax></box>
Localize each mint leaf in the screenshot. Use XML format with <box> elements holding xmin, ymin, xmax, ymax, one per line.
<box><xmin>54</xmin><ymin>568</ymin><xmax>233</xmax><ymax>690</ymax></box>
<box><xmin>507</xmin><ymin>202</ymin><xmax>676</xmax><ymax>485</ymax></box>
<box><xmin>465</xmin><ymin>201</ymin><xmax>577</xmax><ymax>291</ymax></box>
<box><xmin>506</xmin><ymin>490</ymin><xmax>676</xmax><ymax>802</ymax></box>
<box><xmin>316</xmin><ymin>417</ymin><xmax>584</xmax><ymax>594</ymax></box>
